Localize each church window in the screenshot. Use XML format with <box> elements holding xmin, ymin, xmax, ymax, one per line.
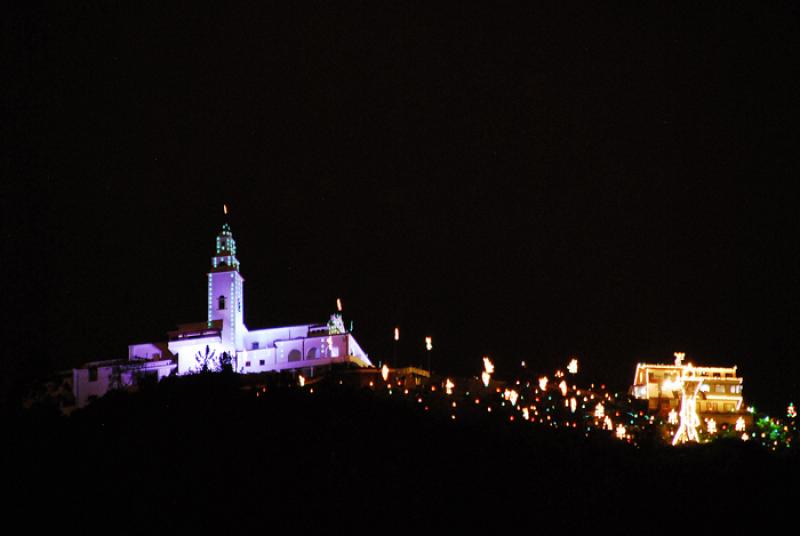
<box><xmin>218</xmin><ymin>295</ymin><xmax>226</xmax><ymax>310</ymax></box>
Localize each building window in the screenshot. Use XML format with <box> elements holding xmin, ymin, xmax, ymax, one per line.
<box><xmin>715</xmin><ymin>384</ymin><xmax>725</xmax><ymax>393</ymax></box>
<box><xmin>259</xmin><ymin>360</ymin><xmax>265</xmax><ymax>366</ymax></box>
<box><xmin>252</xmin><ymin>342</ymin><xmax>259</xmax><ymax>350</ymax></box>
<box><xmin>218</xmin><ymin>295</ymin><xmax>226</xmax><ymax>310</ymax></box>
<box><xmin>707</xmin><ymin>402</ymin><xmax>717</xmax><ymax>412</ymax></box>
<box><xmin>245</xmin><ymin>361</ymin><xmax>251</xmax><ymax>367</ymax></box>
<box><xmin>306</xmin><ymin>347</ymin><xmax>318</xmax><ymax>360</ymax></box>
<box><xmin>89</xmin><ymin>368</ymin><xmax>98</xmax><ymax>382</ymax></box>
<box><xmin>288</xmin><ymin>349</ymin><xmax>302</xmax><ymax>362</ymax></box>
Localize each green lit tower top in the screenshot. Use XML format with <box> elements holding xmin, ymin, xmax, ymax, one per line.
<box><xmin>211</xmin><ymin>223</ymin><xmax>240</xmax><ymax>272</ymax></box>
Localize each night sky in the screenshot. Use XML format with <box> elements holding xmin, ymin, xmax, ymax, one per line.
<box><xmin>5</xmin><ymin>3</ymin><xmax>799</xmax><ymax>411</ymax></box>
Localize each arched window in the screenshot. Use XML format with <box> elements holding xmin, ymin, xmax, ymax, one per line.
<box><xmin>218</xmin><ymin>295</ymin><xmax>226</xmax><ymax>310</ymax></box>
<box><xmin>306</xmin><ymin>347</ymin><xmax>317</xmax><ymax>360</ymax></box>
<box><xmin>288</xmin><ymin>349</ymin><xmax>302</xmax><ymax>362</ymax></box>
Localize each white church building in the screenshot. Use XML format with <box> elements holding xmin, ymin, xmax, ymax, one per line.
<box><xmin>72</xmin><ymin>221</ymin><xmax>373</xmax><ymax>408</ymax></box>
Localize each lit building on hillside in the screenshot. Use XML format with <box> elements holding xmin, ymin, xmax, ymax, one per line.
<box><xmin>630</xmin><ymin>353</ymin><xmax>747</xmax><ymax>427</ymax></box>
<box><xmin>71</xmin><ymin>220</ymin><xmax>373</xmax><ymax>408</ymax></box>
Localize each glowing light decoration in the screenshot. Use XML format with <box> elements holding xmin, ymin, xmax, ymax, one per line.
<box><xmin>445</xmin><ymin>378</ymin><xmax>455</xmax><ymax>395</ymax></box>
<box><xmin>223</xmin><ymin>203</ymin><xmax>228</xmax><ymax>215</ymax></box>
<box><xmin>558</xmin><ymin>380</ymin><xmax>567</xmax><ymax>397</ymax></box>
<box><xmin>788</xmin><ymin>403</ymin><xmax>797</xmax><ymax>418</ymax></box>
<box><xmin>706</xmin><ymin>418</ymin><xmax>717</xmax><ymax>434</ymax></box>
<box><xmin>616</xmin><ymin>424</ymin><xmax>626</xmax><ymax>440</ymax></box>
<box><xmin>425</xmin><ymin>336</ymin><xmax>433</xmax><ymax>351</ymax></box>
<box><xmin>336</xmin><ymin>298</ymin><xmax>342</xmax><ymax>312</ymax></box>
<box><xmin>603</xmin><ymin>416</ymin><xmax>613</xmax><ymax>430</ymax></box>
<box><xmin>569</xmin><ymin>397</ymin><xmax>577</xmax><ymax>413</ymax></box>
<box><xmin>594</xmin><ymin>403</ymin><xmax>605</xmax><ymax>419</ymax></box>
<box><xmin>298</xmin><ymin>374</ymin><xmax>305</xmax><ymax>387</ymax></box>
<box><xmin>522</xmin><ymin>407</ymin><xmax>530</xmax><ymax>420</ymax></box>
<box><xmin>567</xmin><ymin>358</ymin><xmax>578</xmax><ymax>374</ymax></box>
<box><xmin>394</xmin><ymin>327</ymin><xmax>399</xmax><ymax>341</ymax></box>
<box><xmin>538</xmin><ymin>377</ymin><xmax>548</xmax><ymax>391</ymax></box>
<box><xmin>672</xmin><ymin>367</ymin><xmax>703</xmax><ymax>446</ymax></box>
<box><xmin>668</xmin><ymin>409</ymin><xmax>679</xmax><ymax>425</ymax></box>
<box><xmin>674</xmin><ymin>352</ymin><xmax>685</xmax><ymax>366</ymax></box>
<box><xmin>741</xmin><ymin>433</ymin><xmax>749</xmax><ymax>441</ymax></box>
<box><xmin>381</xmin><ymin>364</ymin><xmax>389</xmax><ymax>382</ymax></box>
<box><xmin>481</xmin><ymin>371</ymin><xmax>491</xmax><ymax>388</ymax></box>
<box><xmin>504</xmin><ymin>389</ymin><xmax>519</xmax><ymax>407</ymax></box>
<box><xmin>735</xmin><ymin>417</ymin><xmax>746</xmax><ymax>432</ymax></box>
<box><xmin>482</xmin><ymin>357</ymin><xmax>495</xmax><ymax>375</ymax></box>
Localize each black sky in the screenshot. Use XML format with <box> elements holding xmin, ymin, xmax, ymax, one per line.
<box><xmin>5</xmin><ymin>3</ymin><xmax>799</xmax><ymax>411</ymax></box>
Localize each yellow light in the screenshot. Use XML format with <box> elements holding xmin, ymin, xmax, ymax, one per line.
<box><xmin>482</xmin><ymin>356</ymin><xmax>495</xmax><ymax>375</ymax></box>
<box><xmin>674</xmin><ymin>351</ymin><xmax>685</xmax><ymax>366</ymax></box>
<box><xmin>481</xmin><ymin>371</ymin><xmax>491</xmax><ymax>388</ymax></box>
<box><xmin>735</xmin><ymin>417</ymin><xmax>746</xmax><ymax>432</ymax></box>
<box><xmin>603</xmin><ymin>416</ymin><xmax>613</xmax><ymax>430</ymax></box>
<box><xmin>223</xmin><ymin>203</ymin><xmax>228</xmax><ymax>215</ymax></box>
<box><xmin>594</xmin><ymin>403</ymin><xmax>605</xmax><ymax>419</ymax></box>
<box><xmin>559</xmin><ymin>380</ymin><xmax>567</xmax><ymax>397</ymax></box>
<box><xmin>394</xmin><ymin>327</ymin><xmax>399</xmax><ymax>341</ymax></box>
<box><xmin>381</xmin><ymin>364</ymin><xmax>389</xmax><ymax>382</ymax></box>
<box><xmin>616</xmin><ymin>424</ymin><xmax>626</xmax><ymax>439</ymax></box>
<box><xmin>668</xmin><ymin>409</ymin><xmax>678</xmax><ymax>425</ymax></box>
<box><xmin>569</xmin><ymin>397</ymin><xmax>577</xmax><ymax>413</ymax></box>
<box><xmin>706</xmin><ymin>418</ymin><xmax>717</xmax><ymax>434</ymax></box>
<box><xmin>445</xmin><ymin>378</ymin><xmax>455</xmax><ymax>395</ymax></box>
<box><xmin>741</xmin><ymin>433</ymin><xmax>749</xmax><ymax>441</ymax></box>
<box><xmin>425</xmin><ymin>336</ymin><xmax>433</xmax><ymax>351</ymax></box>
<box><xmin>298</xmin><ymin>374</ymin><xmax>305</xmax><ymax>387</ymax></box>
<box><xmin>538</xmin><ymin>376</ymin><xmax>548</xmax><ymax>391</ymax></box>
<box><xmin>336</xmin><ymin>298</ymin><xmax>342</xmax><ymax>312</ymax></box>
<box><xmin>522</xmin><ymin>407</ymin><xmax>530</xmax><ymax>420</ymax></box>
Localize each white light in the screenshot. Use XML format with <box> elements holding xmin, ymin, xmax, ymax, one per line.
<box><xmin>381</xmin><ymin>364</ymin><xmax>389</xmax><ymax>382</ymax></box>
<box><xmin>481</xmin><ymin>371</ymin><xmax>491</xmax><ymax>388</ymax></box>
<box><xmin>298</xmin><ymin>374</ymin><xmax>305</xmax><ymax>387</ymax></box>
<box><xmin>559</xmin><ymin>380</ymin><xmax>567</xmax><ymax>397</ymax></box>
<box><xmin>616</xmin><ymin>424</ymin><xmax>626</xmax><ymax>439</ymax></box>
<box><xmin>394</xmin><ymin>327</ymin><xmax>400</xmax><ymax>341</ymax></box>
<box><xmin>567</xmin><ymin>358</ymin><xmax>578</xmax><ymax>374</ymax></box>
<box><xmin>538</xmin><ymin>376</ymin><xmax>548</xmax><ymax>391</ymax></box>
<box><xmin>425</xmin><ymin>336</ymin><xmax>432</xmax><ymax>351</ymax></box>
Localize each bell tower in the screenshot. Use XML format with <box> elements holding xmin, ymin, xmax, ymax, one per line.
<box><xmin>207</xmin><ymin>221</ymin><xmax>246</xmax><ymax>351</ymax></box>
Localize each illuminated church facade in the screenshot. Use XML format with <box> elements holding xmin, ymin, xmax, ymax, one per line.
<box><xmin>72</xmin><ymin>222</ymin><xmax>373</xmax><ymax>408</ymax></box>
